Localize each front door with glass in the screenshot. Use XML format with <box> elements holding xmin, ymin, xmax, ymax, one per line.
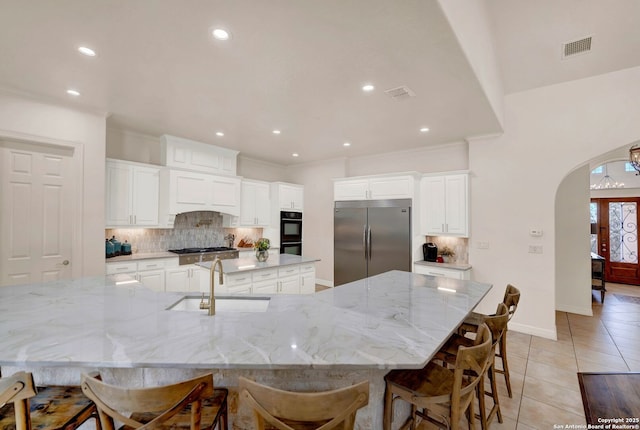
<box><xmin>591</xmin><ymin>198</ymin><xmax>640</xmax><ymax>285</ymax></box>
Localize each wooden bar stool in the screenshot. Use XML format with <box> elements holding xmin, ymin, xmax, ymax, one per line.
<box><xmin>383</xmin><ymin>324</ymin><xmax>493</xmax><ymax>430</ymax></box>
<box><xmin>462</xmin><ymin>284</ymin><xmax>520</xmax><ymax>398</ymax></box>
<box><xmin>436</xmin><ymin>303</ymin><xmax>509</xmax><ymax>430</ymax></box>
<box><xmin>0</xmin><ymin>371</ymin><xmax>99</xmax><ymax>430</ymax></box>
<box><xmin>239</xmin><ymin>377</ymin><xmax>369</xmax><ymax>430</ymax></box>
<box><xmin>81</xmin><ymin>372</ymin><xmax>228</xmax><ymax>430</ymax></box>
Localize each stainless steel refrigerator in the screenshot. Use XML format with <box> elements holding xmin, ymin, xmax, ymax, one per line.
<box><xmin>334</xmin><ymin>199</ymin><xmax>412</xmax><ymax>286</ymax></box>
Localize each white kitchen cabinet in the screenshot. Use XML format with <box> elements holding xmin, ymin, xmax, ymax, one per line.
<box><xmin>334</xmin><ymin>175</ymin><xmax>416</xmax><ymax>201</ymax></box>
<box><xmin>160</xmin><ymin>134</ymin><xmax>238</xmax><ymax>176</ymax></box>
<box><xmin>137</xmin><ymin>269</ymin><xmax>165</xmax><ymax>292</ymax></box>
<box><xmin>159</xmin><ymin>169</ymin><xmax>241</xmax><ymax>225</ymax></box>
<box><xmin>253</xmin><ymin>279</ymin><xmax>279</xmax><ymax>294</ymax></box>
<box><xmin>237</xmin><ymin>180</ymin><xmax>271</xmax><ymax>226</ymax></box>
<box><xmin>106</xmin><ymin>257</ymin><xmax>177</xmax><ymax>292</ymax></box>
<box><xmin>105</xmin><ymin>159</ymin><xmax>159</xmax><ymax>227</ymax></box>
<box><xmin>277</xmin><ymin>266</ymin><xmax>300</xmax><ymax>294</ymax></box>
<box><xmin>413</xmin><ymin>263</ymin><xmax>471</xmax><ymax>280</ymax></box>
<box><xmin>420</xmin><ymin>173</ymin><xmax>468</xmax><ymax>236</ymax></box>
<box><xmin>272</xmin><ymin>182</ymin><xmax>303</xmax><ymax>211</ymax></box>
<box><xmin>299</xmin><ymin>263</ymin><xmax>316</xmax><ymax>294</ymax></box>
<box><xmin>165</xmin><ymin>264</ymin><xmax>203</xmax><ymax>292</ymax></box>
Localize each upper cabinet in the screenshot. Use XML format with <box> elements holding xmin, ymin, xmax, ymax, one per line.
<box><xmin>160</xmin><ymin>134</ymin><xmax>238</xmax><ymax>176</ymax></box>
<box><xmin>273</xmin><ymin>182</ymin><xmax>304</xmax><ymax>211</ymax></box>
<box><xmin>420</xmin><ymin>173</ymin><xmax>469</xmax><ymax>237</ymax></box>
<box><xmin>106</xmin><ymin>159</ymin><xmax>159</xmax><ymax>227</ymax></box>
<box><xmin>334</xmin><ymin>174</ymin><xmax>416</xmax><ymax>201</ymax></box>
<box><xmin>225</xmin><ymin>179</ymin><xmax>271</xmax><ymax>227</ymax></box>
<box><xmin>159</xmin><ymin>169</ymin><xmax>241</xmax><ymax>225</ymax></box>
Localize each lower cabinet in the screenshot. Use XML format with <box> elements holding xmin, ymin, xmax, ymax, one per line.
<box><xmin>213</xmin><ymin>263</ymin><xmax>315</xmax><ymax>295</ymax></box>
<box><xmin>106</xmin><ymin>258</ymin><xmax>176</xmax><ymax>292</ymax></box>
<box><xmin>413</xmin><ymin>263</ymin><xmax>471</xmax><ymax>280</ymax></box>
<box><xmin>165</xmin><ymin>264</ymin><xmax>209</xmax><ymax>293</ymax></box>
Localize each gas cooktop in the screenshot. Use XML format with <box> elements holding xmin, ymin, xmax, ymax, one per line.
<box><xmin>168</xmin><ymin>247</ymin><xmax>236</xmax><ymax>254</ymax></box>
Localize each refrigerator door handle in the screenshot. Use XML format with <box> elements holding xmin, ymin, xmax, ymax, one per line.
<box><xmin>367</xmin><ymin>226</ymin><xmax>372</xmax><ymax>260</ymax></box>
<box><xmin>363</xmin><ymin>224</ymin><xmax>368</xmax><ymax>261</ymax></box>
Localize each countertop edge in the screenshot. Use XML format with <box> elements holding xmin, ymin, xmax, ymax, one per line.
<box><xmin>414</xmin><ymin>260</ymin><xmax>472</xmax><ymax>271</ymax></box>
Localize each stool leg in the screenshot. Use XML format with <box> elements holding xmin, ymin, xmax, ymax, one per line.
<box><xmin>383</xmin><ymin>384</ymin><xmax>393</xmax><ymax>430</ymax></box>
<box><xmin>476</xmin><ymin>375</ymin><xmax>488</xmax><ymax>430</ymax></box>
<box><xmin>499</xmin><ymin>333</ymin><xmax>512</xmax><ymax>398</ymax></box>
<box><xmin>14</xmin><ymin>398</ymin><xmax>31</xmax><ymax>430</ymax></box>
<box><xmin>488</xmin><ymin>361</ymin><xmax>502</xmax><ymax>423</ymax></box>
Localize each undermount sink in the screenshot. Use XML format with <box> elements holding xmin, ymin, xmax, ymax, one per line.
<box><xmin>167</xmin><ymin>295</ymin><xmax>271</xmax><ymax>313</ymax></box>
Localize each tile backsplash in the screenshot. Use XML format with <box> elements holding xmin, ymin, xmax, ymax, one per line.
<box><xmin>106</xmin><ymin>211</ymin><xmax>262</xmax><ymax>253</ymax></box>
<box><xmin>424</xmin><ymin>236</ymin><xmax>469</xmax><ymax>264</ymax></box>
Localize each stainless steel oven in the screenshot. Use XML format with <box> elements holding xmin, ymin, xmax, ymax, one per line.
<box><xmin>281</xmin><ymin>242</ymin><xmax>302</xmax><ymax>256</ymax></box>
<box><xmin>280</xmin><ymin>211</ymin><xmax>302</xmax><ymax>255</ymax></box>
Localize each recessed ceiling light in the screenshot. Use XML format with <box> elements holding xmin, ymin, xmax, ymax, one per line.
<box><xmin>343</xmin><ymin>142</ymin><xmax>351</xmax><ymax>147</ymax></box>
<box><xmin>292</xmin><ymin>153</ymin><xmax>299</xmax><ymax>157</ymax></box>
<box><xmin>362</xmin><ymin>84</ymin><xmax>375</xmax><ymax>92</ymax></box>
<box><xmin>272</xmin><ymin>130</ymin><xmax>281</xmax><ymax>135</ymax></box>
<box><xmin>78</xmin><ymin>46</ymin><xmax>96</xmax><ymax>57</ymax></box>
<box><xmin>212</xmin><ymin>28</ymin><xmax>231</xmax><ymax>41</ymax></box>
<box><xmin>66</xmin><ymin>89</ymin><xmax>80</xmax><ymax>96</ymax></box>
<box><xmin>216</xmin><ymin>131</ymin><xmax>224</xmax><ymax>137</ymax></box>
<box><xmin>420</xmin><ymin>127</ymin><xmax>430</xmax><ymax>133</ymax></box>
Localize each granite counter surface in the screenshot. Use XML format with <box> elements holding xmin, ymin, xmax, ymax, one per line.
<box><xmin>198</xmin><ymin>253</ymin><xmax>319</xmax><ymax>274</ymax></box>
<box><xmin>0</xmin><ymin>271</ymin><xmax>491</xmax><ymax>370</ymax></box>
<box><xmin>106</xmin><ymin>251</ymin><xmax>177</xmax><ymax>263</ymax></box>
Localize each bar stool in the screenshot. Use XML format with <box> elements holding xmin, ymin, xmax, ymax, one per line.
<box><xmin>239</xmin><ymin>377</ymin><xmax>369</xmax><ymax>430</ymax></box>
<box><xmin>0</xmin><ymin>371</ymin><xmax>99</xmax><ymax>430</ymax></box>
<box><xmin>462</xmin><ymin>284</ymin><xmax>520</xmax><ymax>398</ymax></box>
<box><xmin>383</xmin><ymin>324</ymin><xmax>493</xmax><ymax>430</ymax></box>
<box><xmin>81</xmin><ymin>372</ymin><xmax>227</xmax><ymax>430</ymax></box>
<box><xmin>436</xmin><ymin>303</ymin><xmax>509</xmax><ymax>429</ymax></box>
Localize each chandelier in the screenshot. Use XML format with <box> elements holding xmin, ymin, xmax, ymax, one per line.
<box><xmin>591</xmin><ymin>164</ymin><xmax>624</xmax><ymax>189</ymax></box>
<box><xmin>630</xmin><ymin>144</ymin><xmax>640</xmax><ymax>175</ymax></box>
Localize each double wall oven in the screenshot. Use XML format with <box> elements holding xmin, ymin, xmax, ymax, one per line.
<box><xmin>280</xmin><ymin>211</ymin><xmax>302</xmax><ymax>255</ymax></box>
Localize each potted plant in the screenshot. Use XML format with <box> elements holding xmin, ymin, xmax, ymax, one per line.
<box><xmin>439</xmin><ymin>246</ymin><xmax>455</xmax><ymax>263</ymax></box>
<box><xmin>254</xmin><ymin>238</ymin><xmax>271</xmax><ymax>262</ymax></box>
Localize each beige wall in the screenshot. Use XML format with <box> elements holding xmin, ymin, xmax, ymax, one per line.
<box><xmin>469</xmin><ymin>65</ymin><xmax>640</xmax><ymax>339</ymax></box>
<box><xmin>0</xmin><ymin>92</ymin><xmax>106</xmax><ymax>276</ymax></box>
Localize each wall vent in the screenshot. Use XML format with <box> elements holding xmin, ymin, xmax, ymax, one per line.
<box><xmin>562</xmin><ymin>36</ymin><xmax>593</xmax><ymax>59</ymax></box>
<box><xmin>384</xmin><ymin>85</ymin><xmax>416</xmax><ymax>101</ymax></box>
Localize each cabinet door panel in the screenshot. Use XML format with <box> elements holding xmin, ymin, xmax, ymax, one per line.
<box><xmin>165</xmin><ymin>267</ymin><xmax>190</xmax><ymax>292</ymax></box>
<box><xmin>105</xmin><ymin>162</ymin><xmax>133</xmax><ymax>226</ymax></box>
<box><xmin>420</xmin><ymin>177</ymin><xmax>446</xmax><ymax>234</ymax></box>
<box><xmin>278</xmin><ymin>275</ymin><xmax>300</xmax><ymax>294</ymax></box>
<box><xmin>137</xmin><ymin>270</ymin><xmax>165</xmax><ymax>292</ymax></box>
<box><xmin>334</xmin><ymin>180</ymin><xmax>369</xmax><ymax>201</ymax></box>
<box><xmin>369</xmin><ymin>176</ymin><xmax>413</xmax><ymax>199</ymax></box>
<box><xmin>133</xmin><ymin>167</ymin><xmax>159</xmax><ymax>225</ymax></box>
<box><xmin>443</xmin><ymin>175</ymin><xmax>468</xmax><ymax>235</ymax></box>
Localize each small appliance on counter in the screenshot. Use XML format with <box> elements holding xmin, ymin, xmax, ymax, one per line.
<box><xmin>423</xmin><ymin>243</ymin><xmax>438</xmax><ymax>262</ymax></box>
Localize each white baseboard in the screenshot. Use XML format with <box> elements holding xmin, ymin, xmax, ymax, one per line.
<box><xmin>509</xmin><ymin>322</ymin><xmax>557</xmax><ymax>340</ymax></box>
<box><xmin>316</xmin><ymin>278</ymin><xmax>334</xmax><ymax>288</ymax></box>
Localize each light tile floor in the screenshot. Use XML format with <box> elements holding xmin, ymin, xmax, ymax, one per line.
<box><xmin>410</xmin><ymin>282</ymin><xmax>640</xmax><ymax>430</ymax></box>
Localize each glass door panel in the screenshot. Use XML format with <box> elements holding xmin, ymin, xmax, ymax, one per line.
<box><xmin>608</xmin><ymin>202</ymin><xmax>638</xmax><ymax>263</ymax></box>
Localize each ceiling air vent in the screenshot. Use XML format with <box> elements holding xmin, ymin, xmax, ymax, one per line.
<box><xmin>384</xmin><ymin>85</ymin><xmax>416</xmax><ymax>101</ymax></box>
<box><xmin>562</xmin><ymin>36</ymin><xmax>593</xmax><ymax>59</ymax></box>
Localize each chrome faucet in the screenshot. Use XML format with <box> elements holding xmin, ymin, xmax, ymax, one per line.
<box><xmin>200</xmin><ymin>257</ymin><xmax>224</xmax><ymax>316</ymax></box>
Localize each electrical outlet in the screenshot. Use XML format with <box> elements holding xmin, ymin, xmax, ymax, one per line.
<box><xmin>528</xmin><ymin>245</ymin><xmax>543</xmax><ymax>254</ymax></box>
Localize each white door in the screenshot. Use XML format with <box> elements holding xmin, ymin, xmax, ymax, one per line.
<box><xmin>0</xmin><ymin>141</ymin><xmax>74</xmax><ymax>286</ymax></box>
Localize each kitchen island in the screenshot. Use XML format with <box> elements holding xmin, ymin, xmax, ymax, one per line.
<box><xmin>0</xmin><ymin>271</ymin><xmax>491</xmax><ymax>429</ymax></box>
<box><xmin>199</xmin><ymin>253</ymin><xmax>319</xmax><ymax>294</ymax></box>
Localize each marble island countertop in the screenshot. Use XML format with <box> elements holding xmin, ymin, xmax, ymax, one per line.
<box><xmin>0</xmin><ymin>271</ymin><xmax>491</xmax><ymax>370</ymax></box>
<box><xmin>198</xmin><ymin>253</ymin><xmax>319</xmax><ymax>274</ymax></box>
<box><xmin>414</xmin><ymin>260</ymin><xmax>472</xmax><ymax>271</ymax></box>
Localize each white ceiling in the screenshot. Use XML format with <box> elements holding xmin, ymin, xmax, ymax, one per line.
<box><xmin>0</xmin><ymin>1</ymin><xmax>638</xmax><ymax>165</ymax></box>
